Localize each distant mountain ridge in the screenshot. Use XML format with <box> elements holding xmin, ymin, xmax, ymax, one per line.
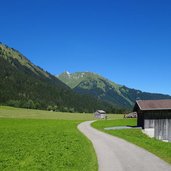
<box><xmin>1</xmin><ymin>42</ymin><xmax>170</xmax><ymax>112</ymax></box>
<box><xmin>58</xmin><ymin>71</ymin><xmax>171</xmax><ymax>109</ymax></box>
<box><xmin>0</xmin><ymin>43</ymin><xmax>113</xmax><ymax>112</ymax></box>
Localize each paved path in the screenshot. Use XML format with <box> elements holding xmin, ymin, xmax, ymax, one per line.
<box><xmin>78</xmin><ymin>121</ymin><xmax>171</xmax><ymax>171</ymax></box>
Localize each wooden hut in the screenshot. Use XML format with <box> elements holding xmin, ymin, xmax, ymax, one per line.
<box><xmin>134</xmin><ymin>100</ymin><xmax>171</xmax><ymax>142</ymax></box>
<box><xmin>94</xmin><ymin>110</ymin><xmax>107</xmax><ymax>119</ymax></box>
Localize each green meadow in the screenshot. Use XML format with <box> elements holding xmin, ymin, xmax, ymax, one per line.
<box><xmin>0</xmin><ymin>119</ymin><xmax>97</xmax><ymax>171</ymax></box>
<box><xmin>3</xmin><ymin>106</ymin><xmax>171</xmax><ymax>169</ymax></box>
<box><xmin>0</xmin><ymin>106</ymin><xmax>123</xmax><ymax>120</ymax></box>
<box><xmin>92</xmin><ymin>119</ymin><xmax>171</xmax><ymax>164</ymax></box>
<box><xmin>0</xmin><ymin>107</ymin><xmax>97</xmax><ymax>171</ymax></box>
<box><xmin>0</xmin><ymin>106</ymin><xmax>123</xmax><ymax>170</ymax></box>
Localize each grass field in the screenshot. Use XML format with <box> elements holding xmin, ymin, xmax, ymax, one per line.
<box><xmin>0</xmin><ymin>107</ymin><xmax>98</xmax><ymax>170</ymax></box>
<box><xmin>0</xmin><ymin>106</ymin><xmax>124</xmax><ymax>120</ymax></box>
<box><xmin>1</xmin><ymin>106</ymin><xmax>171</xmax><ymax>169</ymax></box>
<box><xmin>92</xmin><ymin>119</ymin><xmax>171</xmax><ymax>164</ymax></box>
<box><xmin>0</xmin><ymin>119</ymin><xmax>97</xmax><ymax>171</ymax></box>
<box><xmin>0</xmin><ymin>106</ymin><xmax>123</xmax><ymax>170</ymax></box>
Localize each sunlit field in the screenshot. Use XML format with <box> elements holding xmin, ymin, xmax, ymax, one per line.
<box><xmin>0</xmin><ymin>107</ymin><xmax>99</xmax><ymax>170</ymax></box>
<box><xmin>0</xmin><ymin>106</ymin><xmax>124</xmax><ymax>120</ymax></box>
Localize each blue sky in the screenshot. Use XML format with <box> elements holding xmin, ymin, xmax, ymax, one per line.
<box><xmin>0</xmin><ymin>0</ymin><xmax>171</xmax><ymax>95</ymax></box>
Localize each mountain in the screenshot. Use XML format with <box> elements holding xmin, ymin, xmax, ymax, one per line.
<box><xmin>0</xmin><ymin>43</ymin><xmax>113</xmax><ymax>113</ymax></box>
<box><xmin>58</xmin><ymin>71</ymin><xmax>171</xmax><ymax>109</ymax></box>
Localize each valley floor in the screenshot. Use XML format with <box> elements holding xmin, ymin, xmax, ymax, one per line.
<box><xmin>2</xmin><ymin>106</ymin><xmax>170</xmax><ymax>171</ymax></box>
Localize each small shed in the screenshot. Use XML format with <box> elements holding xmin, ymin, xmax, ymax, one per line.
<box><xmin>134</xmin><ymin>100</ymin><xmax>171</xmax><ymax>142</ymax></box>
<box><xmin>124</xmin><ymin>112</ymin><xmax>137</xmax><ymax>118</ymax></box>
<box><xmin>94</xmin><ymin>110</ymin><xmax>107</xmax><ymax>119</ymax></box>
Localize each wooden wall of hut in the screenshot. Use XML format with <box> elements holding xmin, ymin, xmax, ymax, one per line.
<box><xmin>154</xmin><ymin>119</ymin><xmax>171</xmax><ymax>142</ymax></box>
<box><xmin>143</xmin><ymin>110</ymin><xmax>171</xmax><ymax>119</ymax></box>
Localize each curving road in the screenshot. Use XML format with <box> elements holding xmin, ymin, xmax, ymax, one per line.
<box><xmin>78</xmin><ymin>121</ymin><xmax>171</xmax><ymax>171</ymax></box>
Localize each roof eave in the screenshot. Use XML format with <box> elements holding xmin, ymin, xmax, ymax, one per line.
<box><xmin>141</xmin><ymin>108</ymin><xmax>171</xmax><ymax>111</ymax></box>
<box><xmin>136</xmin><ymin>100</ymin><xmax>143</xmax><ymax>110</ymax></box>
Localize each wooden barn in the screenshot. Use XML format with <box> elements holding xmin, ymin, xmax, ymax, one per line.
<box><xmin>94</xmin><ymin>110</ymin><xmax>107</xmax><ymax>119</ymax></box>
<box><xmin>134</xmin><ymin>100</ymin><xmax>171</xmax><ymax>142</ymax></box>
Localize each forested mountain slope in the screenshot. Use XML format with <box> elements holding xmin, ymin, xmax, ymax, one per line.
<box><xmin>0</xmin><ymin>43</ymin><xmax>112</xmax><ymax>112</ymax></box>
<box><xmin>58</xmin><ymin>72</ymin><xmax>171</xmax><ymax>109</ymax></box>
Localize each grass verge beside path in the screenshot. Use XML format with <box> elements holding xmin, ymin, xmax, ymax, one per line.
<box><xmin>92</xmin><ymin>119</ymin><xmax>171</xmax><ymax>164</ymax></box>
<box><xmin>0</xmin><ymin>119</ymin><xmax>97</xmax><ymax>171</ymax></box>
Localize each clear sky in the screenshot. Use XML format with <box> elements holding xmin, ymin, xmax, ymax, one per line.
<box><xmin>0</xmin><ymin>0</ymin><xmax>171</xmax><ymax>95</ymax></box>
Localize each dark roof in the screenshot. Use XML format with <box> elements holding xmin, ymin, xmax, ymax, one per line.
<box><xmin>136</xmin><ymin>100</ymin><xmax>171</xmax><ymax>111</ymax></box>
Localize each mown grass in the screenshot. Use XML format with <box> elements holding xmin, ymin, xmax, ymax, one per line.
<box><xmin>0</xmin><ymin>119</ymin><xmax>97</xmax><ymax>171</ymax></box>
<box><xmin>92</xmin><ymin>119</ymin><xmax>171</xmax><ymax>164</ymax></box>
<box><xmin>0</xmin><ymin>106</ymin><xmax>124</xmax><ymax>120</ymax></box>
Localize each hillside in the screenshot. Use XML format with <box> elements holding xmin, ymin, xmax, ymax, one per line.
<box><xmin>0</xmin><ymin>43</ymin><xmax>112</xmax><ymax>113</ymax></box>
<box><xmin>58</xmin><ymin>72</ymin><xmax>171</xmax><ymax>109</ymax></box>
